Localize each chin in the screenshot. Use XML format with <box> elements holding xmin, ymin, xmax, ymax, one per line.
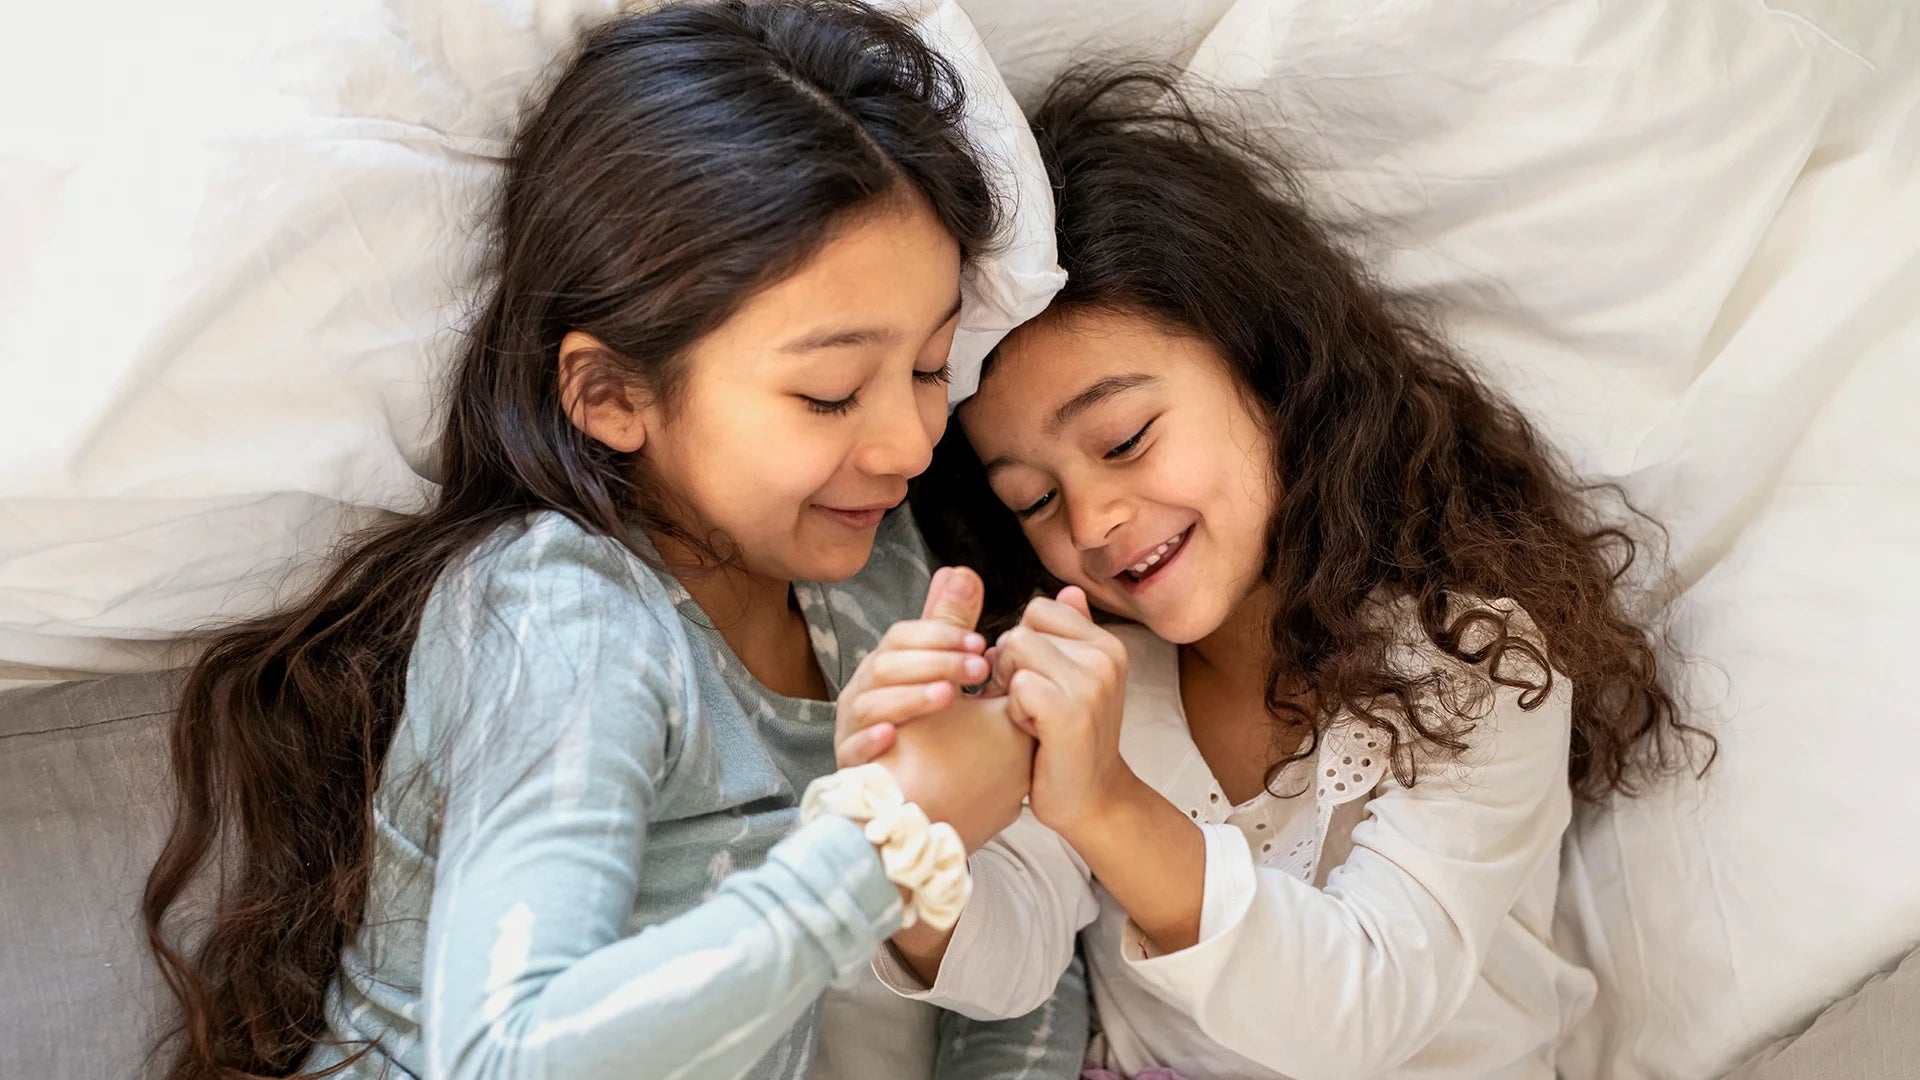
<box><xmin>1141</xmin><ymin>615</ymin><xmax>1207</xmax><ymax>646</ymax></box>
<box><xmin>1135</xmin><ymin>599</ymin><xmax>1232</xmax><ymax>646</ymax></box>
<box><xmin>793</xmin><ymin>540</ymin><xmax>875</xmax><ymax>585</ymax></box>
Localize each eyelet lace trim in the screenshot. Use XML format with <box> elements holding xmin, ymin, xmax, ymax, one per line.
<box><xmin>1279</xmin><ymin>722</ymin><xmax>1389</xmax><ymax>882</ymax></box>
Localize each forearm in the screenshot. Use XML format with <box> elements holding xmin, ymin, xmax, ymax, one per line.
<box><xmin>876</xmin><ymin>696</ymin><xmax>1037</xmax><ymax>981</ymax></box>
<box><xmin>429</xmin><ymin>816</ymin><xmax>900</xmax><ymax>1080</ymax></box>
<box><xmin>873</xmin><ymin>812</ymin><xmax>1095</xmax><ymax>1020</ymax></box>
<box><xmin>890</xmin><ymin>917</ymin><xmax>958</xmax><ymax>986</ymax></box>
<box><xmin>1118</xmin><ymin>847</ymin><xmax>1479</xmax><ymax>1078</ymax></box>
<box><xmin>879</xmin><ymin>814</ymin><xmax>1075</xmax><ymax>983</ymax></box>
<box><xmin>1059</xmin><ymin>772</ymin><xmax>1206</xmax><ymax>953</ymax></box>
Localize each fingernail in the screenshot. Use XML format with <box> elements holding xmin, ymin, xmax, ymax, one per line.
<box><xmin>931</xmin><ymin>566</ymin><xmax>949</xmax><ymax>591</ymax></box>
<box><xmin>964</xmin><ymin>656</ymin><xmax>989</xmax><ymax>680</ymax></box>
<box><xmin>950</xmin><ymin>570</ymin><xmax>977</xmax><ymax>599</ymax></box>
<box><xmin>925</xmin><ymin>683</ymin><xmax>948</xmax><ymax>703</ymax></box>
<box><xmin>964</xmin><ymin>632</ymin><xmax>986</xmax><ymax>652</ymax></box>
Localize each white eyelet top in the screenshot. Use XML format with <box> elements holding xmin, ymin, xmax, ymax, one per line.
<box><xmin>877</xmin><ymin>598</ymin><xmax>1599</xmax><ymax>1080</ymax></box>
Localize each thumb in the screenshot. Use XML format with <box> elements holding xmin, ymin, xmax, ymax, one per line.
<box><xmin>922</xmin><ymin>565</ymin><xmax>985</xmax><ymax>631</ymax></box>
<box><xmin>1056</xmin><ymin>585</ymin><xmax>1092</xmax><ymax>621</ymax></box>
<box><xmin>976</xmin><ymin>645</ymin><xmax>1011</xmax><ymax>698</ymax></box>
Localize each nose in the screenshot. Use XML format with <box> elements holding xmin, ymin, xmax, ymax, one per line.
<box><xmin>852</xmin><ymin>375</ymin><xmax>940</xmax><ymax>480</ymax></box>
<box><xmin>1064</xmin><ymin>474</ymin><xmax>1129</xmax><ymax>553</ymax></box>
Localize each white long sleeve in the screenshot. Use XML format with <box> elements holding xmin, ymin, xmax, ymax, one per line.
<box><xmin>877</xmin><ymin>610</ymin><xmax>1591</xmax><ymax>1080</ymax></box>
<box><xmin>1119</xmin><ymin>662</ymin><xmax>1576</xmax><ymax>1079</ymax></box>
<box><xmin>872</xmin><ymin>809</ymin><xmax>1098</xmax><ymax>1020</ymax></box>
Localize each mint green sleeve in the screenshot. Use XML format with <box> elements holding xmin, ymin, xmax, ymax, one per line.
<box><xmin>933</xmin><ymin>953</ymin><xmax>1090</xmax><ymax>1080</ymax></box>
<box><xmin>412</xmin><ymin>534</ymin><xmax>904</xmax><ymax>1080</ymax></box>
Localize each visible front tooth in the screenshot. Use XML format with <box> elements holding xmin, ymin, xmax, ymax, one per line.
<box><xmin>1144</xmin><ymin>553</ymin><xmax>1162</xmax><ymax>566</ymax></box>
<box><xmin>1131</xmin><ymin>559</ymin><xmax>1151</xmax><ymax>573</ymax></box>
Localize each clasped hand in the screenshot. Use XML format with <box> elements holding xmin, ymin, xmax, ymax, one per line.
<box><xmin>833</xmin><ymin>567</ymin><xmax>1133</xmax><ymax>850</ymax></box>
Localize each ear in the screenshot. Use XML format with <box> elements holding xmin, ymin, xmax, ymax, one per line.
<box><xmin>558</xmin><ymin>331</ymin><xmax>649</xmax><ymax>453</ymax></box>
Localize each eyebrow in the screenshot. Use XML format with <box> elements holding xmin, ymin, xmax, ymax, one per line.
<box><xmin>1047</xmin><ymin>373</ymin><xmax>1156</xmax><ymax>434</ymax></box>
<box><xmin>779</xmin><ymin>295</ymin><xmax>964</xmax><ymax>354</ymax></box>
<box><xmin>982</xmin><ymin>372</ymin><xmax>1158</xmax><ymax>478</ymax></box>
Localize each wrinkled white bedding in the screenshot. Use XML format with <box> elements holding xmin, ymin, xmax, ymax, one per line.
<box><xmin>2</xmin><ymin>3</ymin><xmax>1915</xmax><ymax>1078</ymax></box>
<box><xmin>1554</xmin><ymin>40</ymin><xmax>1920</xmax><ymax>1080</ymax></box>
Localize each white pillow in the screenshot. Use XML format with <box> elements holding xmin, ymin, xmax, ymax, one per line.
<box><xmin>0</xmin><ymin>0</ymin><xmax>1059</xmax><ymax>676</ymax></box>
<box><xmin>1182</xmin><ymin>3</ymin><xmax>1912</xmax><ymax>1077</ymax></box>
<box><xmin>959</xmin><ymin>0</ymin><xmax>1240</xmax><ymax>105</ymax></box>
<box><xmin>886</xmin><ymin>0</ymin><xmax>1067</xmax><ymax>404</ymax></box>
<box><xmin>1183</xmin><ymin>0</ymin><xmax>1851</xmax><ymax>471</ymax></box>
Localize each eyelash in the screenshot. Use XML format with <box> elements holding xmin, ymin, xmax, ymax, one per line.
<box><xmin>1017</xmin><ymin>421</ymin><xmax>1154</xmax><ymax>519</ymax></box>
<box><xmin>1104</xmin><ymin>420</ymin><xmax>1154</xmax><ymax>459</ymax></box>
<box><xmin>803</xmin><ymin>365</ymin><xmax>951</xmax><ymax>416</ymax></box>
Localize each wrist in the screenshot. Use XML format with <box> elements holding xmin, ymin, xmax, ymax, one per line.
<box><xmin>1055</xmin><ymin>772</ymin><xmax>1208</xmax><ymax>955</ymax></box>
<box><xmin>802</xmin><ymin>765</ymin><xmax>972</xmax><ymax>933</ymax></box>
<box><xmin>888</xmin><ymin>914</ymin><xmax>957</xmax><ymax>986</ymax></box>
<box><xmin>1053</xmin><ymin>766</ymin><xmax>1154</xmax><ymax>851</ymax></box>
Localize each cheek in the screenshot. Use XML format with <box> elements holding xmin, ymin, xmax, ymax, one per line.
<box><xmin>669</xmin><ymin>397</ymin><xmax>841</xmax><ymax>520</ymax></box>
<box><xmin>918</xmin><ymin>391</ymin><xmax>949</xmax><ymax>451</ymax></box>
<box><xmin>1021</xmin><ymin>522</ymin><xmax>1082</xmax><ymax>586</ymax></box>
<box><xmin>1152</xmin><ymin>430</ymin><xmax>1269</xmax><ymax>560</ymax></box>
<box><xmin>756</xmin><ymin>417</ymin><xmax>845</xmax><ymax>490</ymax></box>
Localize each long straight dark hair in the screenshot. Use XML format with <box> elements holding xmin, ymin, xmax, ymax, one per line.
<box><xmin>914</xmin><ymin>65</ymin><xmax>1712</xmax><ymax>802</ymax></box>
<box><xmin>141</xmin><ymin>4</ymin><xmax>996</xmax><ymax>1076</ymax></box>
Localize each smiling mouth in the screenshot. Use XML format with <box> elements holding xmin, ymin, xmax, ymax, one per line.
<box><xmin>1117</xmin><ymin>527</ymin><xmax>1191</xmax><ymax>585</ymax></box>
<box><xmin>816</xmin><ymin>505</ymin><xmax>892</xmax><ymax>531</ymax></box>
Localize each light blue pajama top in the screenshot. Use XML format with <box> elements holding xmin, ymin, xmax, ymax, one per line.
<box><xmin>304</xmin><ymin>509</ymin><xmax>1084</xmax><ymax>1079</ymax></box>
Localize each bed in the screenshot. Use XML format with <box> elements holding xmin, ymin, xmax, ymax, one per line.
<box><xmin>3</xmin><ymin>2</ymin><xmax>1916</xmax><ymax>1077</ymax></box>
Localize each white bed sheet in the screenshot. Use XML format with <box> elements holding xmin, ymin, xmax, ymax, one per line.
<box><xmin>1555</xmin><ymin>21</ymin><xmax>1920</xmax><ymax>1077</ymax></box>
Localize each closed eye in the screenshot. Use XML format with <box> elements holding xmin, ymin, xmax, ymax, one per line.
<box><xmin>809</xmin><ymin>364</ymin><xmax>949</xmax><ymax>416</ymax></box>
<box><xmin>1105</xmin><ymin>420</ymin><xmax>1154</xmax><ymax>459</ymax></box>
<box><xmin>1016</xmin><ymin>491</ymin><xmax>1055</xmax><ymax>518</ymax></box>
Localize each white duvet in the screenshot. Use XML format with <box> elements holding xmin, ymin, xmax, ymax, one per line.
<box><xmin>2</xmin><ymin>2</ymin><xmax>1916</xmax><ymax>1078</ymax></box>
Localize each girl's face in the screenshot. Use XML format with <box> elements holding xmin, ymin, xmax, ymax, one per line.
<box><xmin>644</xmin><ymin>195</ymin><xmax>962</xmax><ymax>584</ymax></box>
<box><xmin>959</xmin><ymin>308</ymin><xmax>1278</xmax><ymax>644</ymax></box>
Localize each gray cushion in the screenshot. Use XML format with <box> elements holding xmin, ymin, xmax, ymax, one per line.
<box><xmin>1720</xmin><ymin>946</ymin><xmax>1920</xmax><ymax>1080</ymax></box>
<box><xmin>0</xmin><ymin>671</ymin><xmax>183</xmax><ymax>1080</ymax></box>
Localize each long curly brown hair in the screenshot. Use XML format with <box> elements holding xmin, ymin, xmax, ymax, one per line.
<box><xmin>911</xmin><ymin>64</ymin><xmax>1713</xmax><ymax>802</ymax></box>
<box><xmin>140</xmin><ymin>4</ymin><xmax>997</xmax><ymax>1077</ymax></box>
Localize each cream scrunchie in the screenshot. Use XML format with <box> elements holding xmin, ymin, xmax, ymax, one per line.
<box><xmin>800</xmin><ymin>763</ymin><xmax>971</xmax><ymax>930</ymax></box>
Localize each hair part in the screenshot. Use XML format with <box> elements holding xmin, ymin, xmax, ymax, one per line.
<box><xmin>143</xmin><ymin>4</ymin><xmax>996</xmax><ymax>1076</ymax></box>
<box><xmin>913</xmin><ymin>62</ymin><xmax>1713</xmax><ymax>802</ymax></box>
